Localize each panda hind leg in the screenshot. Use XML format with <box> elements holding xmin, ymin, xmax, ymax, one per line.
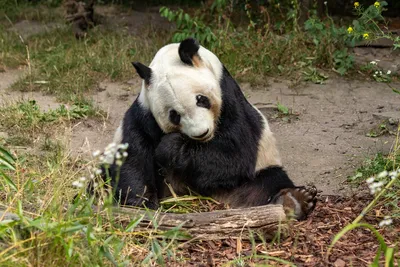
<box><xmin>270</xmin><ymin>185</ymin><xmax>318</xmax><ymax>221</ymax></box>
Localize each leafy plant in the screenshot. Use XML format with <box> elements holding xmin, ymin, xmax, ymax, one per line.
<box><xmin>333</xmin><ymin>48</ymin><xmax>354</xmax><ymax>76</ymax></box>
<box><xmin>277</xmin><ymin>102</ymin><xmax>289</xmax><ymax>115</ymax></box>
<box><xmin>159</xmin><ymin>7</ymin><xmax>218</xmax><ymax>48</ymax></box>
<box><xmin>0</xmin><ymin>145</ymin><xmax>17</xmax><ymax>191</ymax></box>
<box><xmin>302</xmin><ymin>67</ymin><xmax>328</xmax><ymax>84</ymax></box>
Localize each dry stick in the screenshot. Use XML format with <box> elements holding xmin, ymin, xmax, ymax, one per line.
<box><xmin>113</xmin><ymin>204</ymin><xmax>288</xmax><ymax>240</ymax></box>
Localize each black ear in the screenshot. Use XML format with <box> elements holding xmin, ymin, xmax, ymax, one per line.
<box><xmin>132</xmin><ymin>62</ymin><xmax>152</xmax><ymax>84</ymax></box>
<box><xmin>178</xmin><ymin>38</ymin><xmax>200</xmax><ymax>66</ymax></box>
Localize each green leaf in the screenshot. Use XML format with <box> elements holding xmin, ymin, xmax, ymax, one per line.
<box><xmin>384</xmin><ymin>247</ymin><xmax>395</xmax><ymax>267</ymax></box>
<box><xmin>100</xmin><ymin>245</ymin><xmax>118</xmax><ymax>266</ymax></box>
<box><xmin>330</xmin><ymin>223</ymin><xmax>387</xmax><ymax>255</ymax></box>
<box><xmin>124</xmin><ymin>215</ymin><xmax>144</xmax><ymax>232</ymax></box>
<box><xmin>0</xmin><ymin>170</ymin><xmax>17</xmax><ymax>191</ymax></box>
<box><xmin>277</xmin><ymin>103</ymin><xmax>289</xmax><ymax>115</ymax></box>
<box><xmin>0</xmin><ymin>146</ymin><xmax>16</xmax><ymax>171</ymax></box>
<box><xmin>61</xmin><ymin>224</ymin><xmax>86</xmax><ymax>234</ymax></box>
<box><xmin>392</xmin><ymin>88</ymin><xmax>400</xmax><ymax>94</ymax></box>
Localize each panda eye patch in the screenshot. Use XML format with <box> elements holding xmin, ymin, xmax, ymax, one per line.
<box><xmin>196</xmin><ymin>95</ymin><xmax>211</xmax><ymax>109</ymax></box>
<box><xmin>169</xmin><ymin>109</ymin><xmax>181</xmax><ymax>125</ymax></box>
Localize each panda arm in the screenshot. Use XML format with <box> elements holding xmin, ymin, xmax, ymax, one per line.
<box><xmin>107</xmin><ymin>101</ymin><xmax>164</xmax><ymax>209</ymax></box>
<box><xmin>155</xmin><ymin>132</ymin><xmax>256</xmax><ymax>195</ymax></box>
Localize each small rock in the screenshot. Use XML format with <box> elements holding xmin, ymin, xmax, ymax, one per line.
<box><xmin>334</xmin><ymin>258</ymin><xmax>346</xmax><ymax>267</ymax></box>
<box><xmin>377</xmin><ymin>105</ymin><xmax>384</xmax><ymax>109</ymax></box>
<box><xmin>388</xmin><ymin>118</ymin><xmax>396</xmax><ymax>125</ymax></box>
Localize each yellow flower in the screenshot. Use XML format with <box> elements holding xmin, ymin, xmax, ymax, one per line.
<box><xmin>347</xmin><ymin>27</ymin><xmax>353</xmax><ymax>34</ymax></box>
<box><xmin>363</xmin><ymin>33</ymin><xmax>369</xmax><ymax>39</ymax></box>
<box><xmin>374</xmin><ymin>1</ymin><xmax>380</xmax><ymax>8</ymax></box>
<box><xmin>354</xmin><ymin>2</ymin><xmax>360</xmax><ymax>8</ymax></box>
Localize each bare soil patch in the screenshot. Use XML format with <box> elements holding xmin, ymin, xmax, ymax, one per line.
<box><xmin>0</xmin><ymin>68</ymin><xmax>62</xmax><ymax>111</ymax></box>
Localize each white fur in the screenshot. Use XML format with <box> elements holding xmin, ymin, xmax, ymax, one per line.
<box><xmin>252</xmin><ymin>105</ymin><xmax>282</xmax><ymax>170</ymax></box>
<box><xmin>139</xmin><ymin>43</ymin><xmax>223</xmax><ymax>140</ymax></box>
<box><xmin>112</xmin><ymin>121</ymin><xmax>123</xmax><ymax>145</ymax></box>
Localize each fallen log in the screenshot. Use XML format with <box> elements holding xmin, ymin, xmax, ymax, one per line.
<box><xmin>113</xmin><ymin>204</ymin><xmax>288</xmax><ymax>240</ymax></box>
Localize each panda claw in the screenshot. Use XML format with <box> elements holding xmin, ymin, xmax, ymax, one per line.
<box><xmin>272</xmin><ymin>185</ymin><xmax>318</xmax><ymax>220</ymax></box>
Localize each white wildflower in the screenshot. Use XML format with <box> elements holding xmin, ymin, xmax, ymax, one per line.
<box><xmin>370</xmin><ymin>61</ymin><xmax>377</xmax><ymax>65</ymax></box>
<box><xmin>90</xmin><ymin>174</ymin><xmax>95</xmax><ymax>179</ymax></box>
<box><xmin>387</xmin><ymin>70</ymin><xmax>391</xmax><ymax>75</ymax></box>
<box><xmin>379</xmin><ymin>216</ymin><xmax>393</xmax><ymax>227</ymax></box>
<box><xmin>72</xmin><ymin>180</ymin><xmax>84</xmax><ymax>188</ymax></box>
<box><xmin>377</xmin><ymin>170</ymin><xmax>388</xmax><ymax>179</ymax></box>
<box><xmin>103</xmin><ymin>153</ymin><xmax>115</xmax><ymax>164</ymax></box>
<box><xmin>115</xmin><ymin>152</ymin><xmax>121</xmax><ymax>159</ymax></box>
<box><xmin>95</xmin><ymin>168</ymin><xmax>102</xmax><ymax>175</ymax></box>
<box><xmin>374</xmin><ymin>71</ymin><xmax>379</xmax><ymax>74</ymax></box>
<box><xmin>366</xmin><ymin>177</ymin><xmax>375</xmax><ymax>184</ymax></box>
<box><xmin>123</xmin><ymin>151</ymin><xmax>128</xmax><ymax>157</ymax></box>
<box><xmin>92</xmin><ymin>150</ymin><xmax>101</xmax><ymax>157</ymax></box>
<box><xmin>118</xmin><ymin>143</ymin><xmax>129</xmax><ymax>150</ymax></box>
<box><xmin>116</xmin><ymin>159</ymin><xmax>123</xmax><ymax>166</ymax></box>
<box><xmin>368</xmin><ymin>181</ymin><xmax>385</xmax><ymax>194</ymax></box>
<box><xmin>79</xmin><ymin>177</ymin><xmax>86</xmax><ymax>182</ymax></box>
<box><xmin>324</xmin><ymin>1</ymin><xmax>327</xmax><ymax>5</ymax></box>
<box><xmin>389</xmin><ymin>170</ymin><xmax>398</xmax><ymax>180</ymax></box>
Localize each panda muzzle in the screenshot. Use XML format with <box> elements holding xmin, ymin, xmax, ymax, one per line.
<box><xmin>191</xmin><ymin>129</ymin><xmax>209</xmax><ymax>140</ymax></box>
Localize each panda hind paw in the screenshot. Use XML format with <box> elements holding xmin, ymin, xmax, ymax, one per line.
<box><xmin>273</xmin><ymin>185</ymin><xmax>318</xmax><ymax>221</ymax></box>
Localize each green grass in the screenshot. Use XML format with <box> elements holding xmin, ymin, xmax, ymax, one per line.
<box><xmin>0</xmin><ymin>1</ymin><xmax>168</xmax><ymax>102</ymax></box>
<box><xmin>2</xmin><ymin>25</ymin><xmax>168</xmax><ymax>102</ymax></box>
<box><xmin>0</xmin><ymin>0</ymin><xmax>63</xmax><ymax>23</ymax></box>
<box><xmin>0</xmin><ymin>99</ymin><xmax>104</xmax><ymax>151</ymax></box>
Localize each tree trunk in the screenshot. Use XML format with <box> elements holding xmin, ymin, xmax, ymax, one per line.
<box><xmin>114</xmin><ymin>204</ymin><xmax>288</xmax><ymax>240</ymax></box>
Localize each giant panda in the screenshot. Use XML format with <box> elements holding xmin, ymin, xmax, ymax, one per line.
<box><xmin>107</xmin><ymin>38</ymin><xmax>317</xmax><ymax>220</ymax></box>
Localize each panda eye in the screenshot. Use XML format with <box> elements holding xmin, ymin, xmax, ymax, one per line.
<box><xmin>169</xmin><ymin>109</ymin><xmax>181</xmax><ymax>125</ymax></box>
<box><xmin>196</xmin><ymin>95</ymin><xmax>211</xmax><ymax>109</ymax></box>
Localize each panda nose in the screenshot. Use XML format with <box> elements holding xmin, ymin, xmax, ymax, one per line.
<box><xmin>192</xmin><ymin>129</ymin><xmax>209</xmax><ymax>139</ymax></box>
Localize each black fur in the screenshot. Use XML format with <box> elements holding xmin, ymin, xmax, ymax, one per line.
<box><xmin>105</xmin><ymin>98</ymin><xmax>164</xmax><ymax>209</ymax></box>
<box><xmin>178</xmin><ymin>38</ymin><xmax>200</xmax><ymax>66</ymax></box>
<box><xmin>132</xmin><ymin>62</ymin><xmax>152</xmax><ymax>85</ymax></box>
<box><xmin>154</xmin><ymin>67</ymin><xmax>296</xmax><ymax>206</ymax></box>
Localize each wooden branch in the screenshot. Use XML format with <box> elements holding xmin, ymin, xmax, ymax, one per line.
<box><xmin>113</xmin><ymin>204</ymin><xmax>288</xmax><ymax>240</ymax></box>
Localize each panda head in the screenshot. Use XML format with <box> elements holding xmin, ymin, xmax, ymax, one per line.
<box><xmin>132</xmin><ymin>38</ymin><xmax>223</xmax><ymax>142</ymax></box>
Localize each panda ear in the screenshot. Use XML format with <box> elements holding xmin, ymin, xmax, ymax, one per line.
<box><xmin>178</xmin><ymin>38</ymin><xmax>202</xmax><ymax>66</ymax></box>
<box><xmin>132</xmin><ymin>62</ymin><xmax>152</xmax><ymax>84</ymax></box>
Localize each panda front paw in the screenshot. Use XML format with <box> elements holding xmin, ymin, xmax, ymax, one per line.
<box><xmin>155</xmin><ymin>133</ymin><xmax>185</xmax><ymax>169</ymax></box>
<box><xmin>272</xmin><ymin>185</ymin><xmax>318</xmax><ymax>220</ymax></box>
